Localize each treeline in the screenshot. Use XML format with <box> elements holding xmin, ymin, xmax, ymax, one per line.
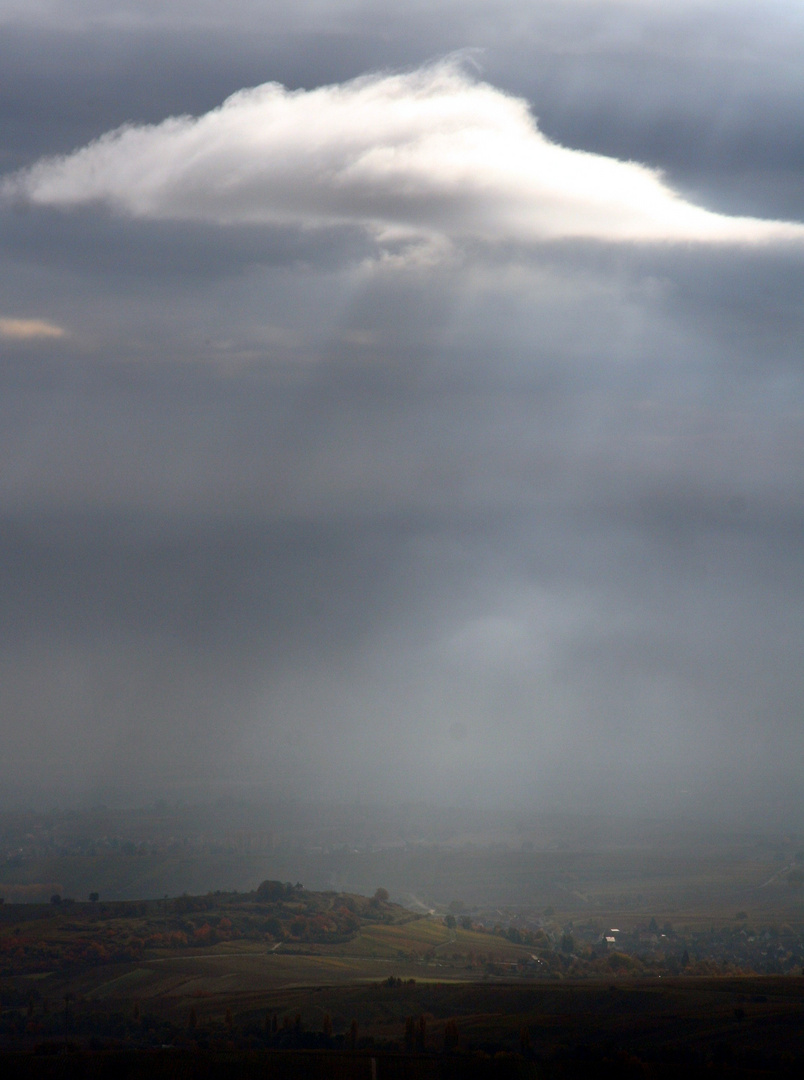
<box><xmin>0</xmin><ymin>884</ymin><xmax>396</xmax><ymax>979</ymax></box>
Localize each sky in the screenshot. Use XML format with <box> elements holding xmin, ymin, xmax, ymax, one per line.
<box><xmin>1</xmin><ymin>0</ymin><xmax>803</xmax><ymax>823</ymax></box>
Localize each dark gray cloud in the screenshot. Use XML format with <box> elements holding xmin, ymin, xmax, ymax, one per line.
<box><xmin>1</xmin><ymin>206</ymin><xmax>373</xmax><ymax>279</ymax></box>
<box><xmin>0</xmin><ymin>1</ymin><xmax>802</xmax><ymax>825</ymax></box>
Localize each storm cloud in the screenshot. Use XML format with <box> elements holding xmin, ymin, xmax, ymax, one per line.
<box><xmin>0</xmin><ymin>0</ymin><xmax>803</xmax><ymax>825</ymax></box>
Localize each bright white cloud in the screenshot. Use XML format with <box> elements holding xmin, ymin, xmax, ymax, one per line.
<box><xmin>5</xmin><ymin>60</ymin><xmax>803</xmax><ymax>248</ymax></box>
<box><xmin>0</xmin><ymin>316</ymin><xmax>66</xmax><ymax>340</ymax></box>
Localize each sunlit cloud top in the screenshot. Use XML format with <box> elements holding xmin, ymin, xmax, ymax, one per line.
<box><xmin>5</xmin><ymin>61</ymin><xmax>803</xmax><ymax>249</ymax></box>
<box><xmin>0</xmin><ymin>316</ymin><xmax>66</xmax><ymax>340</ymax></box>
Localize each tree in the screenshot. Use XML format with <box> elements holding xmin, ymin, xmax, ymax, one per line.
<box><xmin>444</xmin><ymin>914</ymin><xmax>456</xmax><ymax>929</ymax></box>
<box><xmin>257</xmin><ymin>880</ymin><xmax>292</xmax><ymax>902</ymax></box>
<box><xmin>416</xmin><ymin>1014</ymin><xmax>427</xmax><ymax>1052</ymax></box>
<box><xmin>349</xmin><ymin>1018</ymin><xmax>358</xmax><ymax>1050</ymax></box>
<box><xmin>264</xmin><ymin>916</ymin><xmax>282</xmax><ymax>939</ymax></box>
<box><xmin>404</xmin><ymin>1016</ymin><xmax>416</xmax><ymax>1052</ymax></box>
<box><xmin>89</xmin><ymin>892</ymin><xmax>99</xmax><ymax>903</ymax></box>
<box><xmin>443</xmin><ymin>1018</ymin><xmax>459</xmax><ymax>1053</ymax></box>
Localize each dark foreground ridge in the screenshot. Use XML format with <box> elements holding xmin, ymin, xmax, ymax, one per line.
<box><xmin>1</xmin><ymin>976</ymin><xmax>803</xmax><ymax>1077</ymax></box>
<box><xmin>0</xmin><ymin>1049</ymin><xmax>536</xmax><ymax>1080</ymax></box>
<box><xmin>1</xmin><ymin>1036</ymin><xmax>803</xmax><ymax>1080</ymax></box>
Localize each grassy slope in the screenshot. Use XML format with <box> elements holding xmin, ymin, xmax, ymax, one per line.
<box><xmin>7</xmin><ymin>915</ymin><xmax>537</xmax><ymax>1007</ymax></box>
